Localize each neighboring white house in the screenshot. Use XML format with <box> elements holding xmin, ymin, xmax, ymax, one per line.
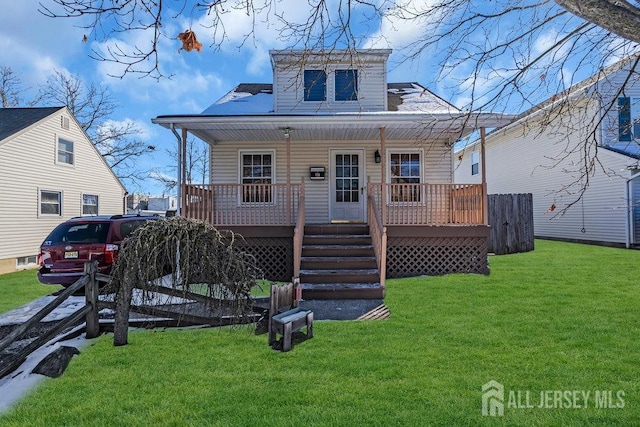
<box><xmin>454</xmin><ymin>56</ymin><xmax>640</xmax><ymax>248</ymax></box>
<box><xmin>0</xmin><ymin>107</ymin><xmax>127</xmax><ymax>274</ymax></box>
<box><xmin>126</xmin><ymin>193</ymin><xmax>177</xmax><ymax>216</ymax></box>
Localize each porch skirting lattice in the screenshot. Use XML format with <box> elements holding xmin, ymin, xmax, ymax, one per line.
<box><xmin>236</xmin><ymin>237</ymin><xmax>293</xmax><ymax>282</ymax></box>
<box><xmin>386</xmin><ymin>236</ymin><xmax>489</xmax><ymax>277</ymax></box>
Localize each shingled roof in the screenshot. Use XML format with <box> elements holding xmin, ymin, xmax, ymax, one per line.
<box><xmin>202</xmin><ymin>82</ymin><xmax>458</xmax><ymax>115</ymax></box>
<box><xmin>0</xmin><ymin>107</ymin><xmax>64</xmax><ymax>142</ymax></box>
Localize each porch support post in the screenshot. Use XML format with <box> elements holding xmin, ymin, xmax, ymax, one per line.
<box><xmin>480</xmin><ymin>126</ymin><xmax>488</xmax><ymax>225</ymax></box>
<box><xmin>380</xmin><ymin>127</ymin><xmax>386</xmax><ymax>225</ymax></box>
<box><xmin>182</xmin><ymin>127</ymin><xmax>188</xmax><ymax>218</ymax></box>
<box><xmin>286</xmin><ymin>130</ymin><xmax>291</xmax><ymax>224</ymax></box>
<box><xmin>170</xmin><ymin>124</ymin><xmax>183</xmax><ymax>217</ymax></box>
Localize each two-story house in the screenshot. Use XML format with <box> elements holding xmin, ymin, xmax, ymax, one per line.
<box><xmin>153</xmin><ymin>49</ymin><xmax>513</xmax><ymax>308</ymax></box>
<box><xmin>455</xmin><ymin>55</ymin><xmax>640</xmax><ymax>248</ymax></box>
<box><xmin>0</xmin><ymin>107</ymin><xmax>127</xmax><ymax>274</ymax></box>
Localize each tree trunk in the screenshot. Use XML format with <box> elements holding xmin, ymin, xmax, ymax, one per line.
<box><xmin>556</xmin><ymin>0</ymin><xmax>640</xmax><ymax>44</ymax></box>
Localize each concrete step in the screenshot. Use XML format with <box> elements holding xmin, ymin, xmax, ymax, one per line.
<box><xmin>298</xmin><ymin>299</ymin><xmax>385</xmax><ymax>320</ymax></box>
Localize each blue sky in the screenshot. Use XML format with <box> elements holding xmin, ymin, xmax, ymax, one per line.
<box><xmin>0</xmin><ymin>2</ymin><xmax>441</xmax><ymax>195</ymax></box>
<box><xmin>0</xmin><ymin>1</ymin><xmax>626</xmax><ymax>195</ymax></box>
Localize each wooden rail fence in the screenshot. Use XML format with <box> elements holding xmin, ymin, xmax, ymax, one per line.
<box><xmin>0</xmin><ymin>261</ymin><xmax>104</xmax><ymax>379</ymax></box>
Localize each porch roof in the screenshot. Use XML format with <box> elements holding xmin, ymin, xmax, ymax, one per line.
<box><xmin>152</xmin><ymin>112</ymin><xmax>516</xmax><ymax>143</ymax></box>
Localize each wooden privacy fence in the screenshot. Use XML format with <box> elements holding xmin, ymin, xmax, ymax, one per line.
<box><xmin>488</xmin><ymin>193</ymin><xmax>534</xmax><ymax>255</ymax></box>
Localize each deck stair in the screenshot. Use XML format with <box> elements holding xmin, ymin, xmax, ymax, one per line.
<box><xmin>299</xmin><ymin>224</ymin><xmax>384</xmax><ymax>300</ymax></box>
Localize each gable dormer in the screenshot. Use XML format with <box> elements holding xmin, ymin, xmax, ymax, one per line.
<box><xmin>270</xmin><ymin>49</ymin><xmax>392</xmax><ymax>113</ymax></box>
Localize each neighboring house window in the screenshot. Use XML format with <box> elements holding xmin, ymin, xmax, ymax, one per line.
<box><xmin>389</xmin><ymin>152</ymin><xmax>421</xmax><ymax>202</ymax></box>
<box><xmin>471</xmin><ymin>152</ymin><xmax>479</xmax><ymax>176</ymax></box>
<box><xmin>82</xmin><ymin>194</ymin><xmax>99</xmax><ymax>215</ymax></box>
<box><xmin>57</xmin><ymin>137</ymin><xmax>74</xmax><ymax>165</ymax></box>
<box><xmin>335</xmin><ymin>69</ymin><xmax>358</xmax><ymax>101</ymax></box>
<box><xmin>240</xmin><ymin>151</ymin><xmax>274</xmax><ymax>203</ymax></box>
<box><xmin>40</xmin><ymin>190</ymin><xmax>62</xmax><ymax>215</ymax></box>
<box><xmin>618</xmin><ymin>97</ymin><xmax>640</xmax><ymax>142</ymax></box>
<box><xmin>304</xmin><ymin>70</ymin><xmax>326</xmax><ymax>101</ymax></box>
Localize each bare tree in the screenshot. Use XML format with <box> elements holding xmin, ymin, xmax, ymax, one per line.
<box><xmin>37</xmin><ymin>0</ymin><xmax>640</xmax><ymax>206</ymax></box>
<box><xmin>0</xmin><ymin>66</ymin><xmax>22</xmax><ymax>107</ymax></box>
<box><xmin>37</xmin><ymin>69</ymin><xmax>155</xmax><ymax>185</ymax></box>
<box><xmin>152</xmin><ymin>136</ymin><xmax>209</xmax><ymax>195</ymax></box>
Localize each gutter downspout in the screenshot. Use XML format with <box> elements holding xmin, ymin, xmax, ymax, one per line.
<box><xmin>625</xmin><ymin>171</ymin><xmax>640</xmax><ymax>248</ymax></box>
<box><xmin>170</xmin><ymin>124</ymin><xmax>182</xmax><ymax>217</ymax></box>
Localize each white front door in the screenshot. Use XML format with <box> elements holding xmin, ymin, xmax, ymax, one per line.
<box><xmin>330</xmin><ymin>149</ymin><xmax>366</xmax><ymax>222</ymax></box>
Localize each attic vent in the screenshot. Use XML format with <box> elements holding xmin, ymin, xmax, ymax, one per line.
<box><xmin>61</xmin><ymin>116</ymin><xmax>70</xmax><ymax>130</ymax></box>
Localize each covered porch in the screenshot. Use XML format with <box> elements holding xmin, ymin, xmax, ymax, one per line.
<box><xmin>152</xmin><ymin>115</ymin><xmax>510</xmax><ymax>285</ymax></box>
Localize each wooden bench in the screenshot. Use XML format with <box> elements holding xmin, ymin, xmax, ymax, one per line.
<box><xmin>268</xmin><ymin>282</ymin><xmax>313</xmax><ymax>352</ymax></box>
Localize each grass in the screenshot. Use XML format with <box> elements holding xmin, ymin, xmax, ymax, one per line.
<box><xmin>0</xmin><ymin>269</ymin><xmax>61</xmax><ymax>314</ymax></box>
<box><xmin>0</xmin><ymin>240</ymin><xmax>638</xmax><ymax>425</ymax></box>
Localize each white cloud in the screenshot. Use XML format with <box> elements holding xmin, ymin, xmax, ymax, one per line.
<box><xmin>363</xmin><ymin>0</ymin><xmax>440</xmax><ymax>50</ymax></box>
<box><xmin>0</xmin><ymin>3</ymin><xmax>87</xmax><ymax>90</ymax></box>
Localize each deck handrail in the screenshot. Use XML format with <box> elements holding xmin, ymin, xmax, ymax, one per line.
<box><xmin>368</xmin><ymin>183</ymin><xmax>485</xmax><ymax>225</ymax></box>
<box><xmin>293</xmin><ymin>179</ymin><xmax>306</xmax><ymax>279</ymax></box>
<box><xmin>367</xmin><ymin>184</ymin><xmax>387</xmax><ymax>288</ymax></box>
<box><xmin>182</xmin><ymin>183</ymin><xmax>302</xmax><ymax>226</ymax></box>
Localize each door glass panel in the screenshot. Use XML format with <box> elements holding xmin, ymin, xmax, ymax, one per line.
<box><xmin>335</xmin><ymin>154</ymin><xmax>359</xmax><ymax>204</ymax></box>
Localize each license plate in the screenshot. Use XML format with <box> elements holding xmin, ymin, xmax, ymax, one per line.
<box><xmin>64</xmin><ymin>251</ymin><xmax>79</xmax><ymax>259</ymax></box>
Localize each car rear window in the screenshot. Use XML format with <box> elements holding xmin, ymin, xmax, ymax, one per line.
<box><xmin>44</xmin><ymin>222</ymin><xmax>111</xmax><ymax>245</ymax></box>
<box><xmin>113</xmin><ymin>219</ymin><xmax>154</xmax><ymax>241</ymax></box>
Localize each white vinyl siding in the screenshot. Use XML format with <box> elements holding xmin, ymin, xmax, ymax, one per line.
<box><xmin>456</xmin><ymin>97</ymin><xmax>632</xmax><ymax>245</ymax></box>
<box><xmin>211</xmin><ymin>140</ymin><xmax>451</xmax><ymax>223</ymax></box>
<box><xmin>0</xmin><ymin>109</ymin><xmax>125</xmax><ymax>263</ymax></box>
<box><xmin>272</xmin><ymin>52</ymin><xmax>389</xmax><ymax>113</ymax></box>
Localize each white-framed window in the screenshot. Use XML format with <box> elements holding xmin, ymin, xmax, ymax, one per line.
<box><xmin>471</xmin><ymin>151</ymin><xmax>479</xmax><ymax>176</ymax></box>
<box><xmin>388</xmin><ymin>150</ymin><xmax>422</xmax><ymax>203</ymax></box>
<box><xmin>334</xmin><ymin>69</ymin><xmax>358</xmax><ymax>101</ymax></box>
<box><xmin>82</xmin><ymin>194</ymin><xmax>99</xmax><ymax>215</ymax></box>
<box><xmin>57</xmin><ymin>137</ymin><xmax>74</xmax><ymax>165</ymax></box>
<box><xmin>239</xmin><ymin>150</ymin><xmax>275</xmax><ymax>203</ymax></box>
<box><xmin>40</xmin><ymin>190</ymin><xmax>62</xmax><ymax>216</ymax></box>
<box><xmin>304</xmin><ymin>69</ymin><xmax>327</xmax><ymax>102</ymax></box>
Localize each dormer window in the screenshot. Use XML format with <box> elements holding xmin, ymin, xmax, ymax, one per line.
<box><xmin>335</xmin><ymin>69</ymin><xmax>358</xmax><ymax>101</ymax></box>
<box><xmin>304</xmin><ymin>70</ymin><xmax>326</xmax><ymax>102</ymax></box>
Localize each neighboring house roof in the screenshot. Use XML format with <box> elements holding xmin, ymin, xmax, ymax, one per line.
<box><xmin>0</xmin><ymin>107</ymin><xmax>64</xmax><ymax>143</ymax></box>
<box><xmin>201</xmin><ymin>82</ymin><xmax>460</xmax><ymax>115</ymax></box>
<box><xmin>456</xmin><ymin>54</ymin><xmax>640</xmax><ymax>155</ymax></box>
<box><xmin>0</xmin><ymin>106</ymin><xmax>127</xmax><ymax>193</ymax></box>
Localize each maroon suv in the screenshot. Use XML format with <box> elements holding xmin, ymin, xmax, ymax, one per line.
<box><xmin>37</xmin><ymin>214</ymin><xmax>159</xmax><ymax>286</ymax></box>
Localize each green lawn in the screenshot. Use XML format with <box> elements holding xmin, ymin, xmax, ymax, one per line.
<box><xmin>0</xmin><ymin>269</ymin><xmax>61</xmax><ymax>314</ymax></box>
<box><xmin>1</xmin><ymin>240</ymin><xmax>638</xmax><ymax>425</ymax></box>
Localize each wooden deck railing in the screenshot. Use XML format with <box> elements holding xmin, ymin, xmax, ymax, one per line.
<box><xmin>182</xmin><ymin>183</ymin><xmax>303</xmax><ymax>226</ymax></box>
<box><xmin>368</xmin><ymin>183</ymin><xmax>485</xmax><ymax>225</ymax></box>
<box><xmin>367</xmin><ymin>189</ymin><xmax>387</xmax><ymax>288</ymax></box>
<box><xmin>293</xmin><ymin>185</ymin><xmax>306</xmax><ymax>278</ymax></box>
